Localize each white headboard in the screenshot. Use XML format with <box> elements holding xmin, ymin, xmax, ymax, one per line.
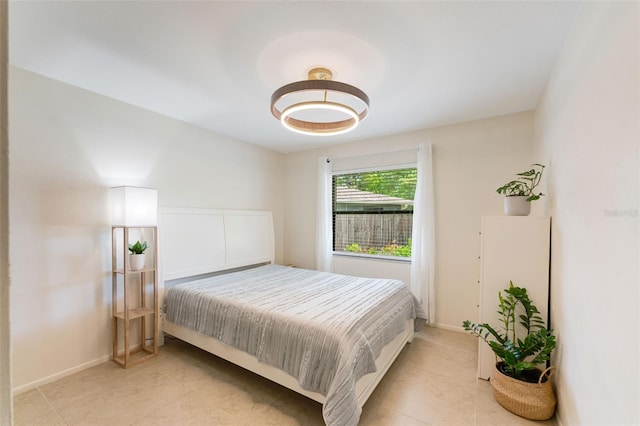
<box><xmin>159</xmin><ymin>208</ymin><xmax>274</xmax><ymax>281</ymax></box>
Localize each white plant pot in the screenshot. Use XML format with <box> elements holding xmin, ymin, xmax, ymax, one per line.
<box><xmin>129</xmin><ymin>253</ymin><xmax>146</xmax><ymax>271</ymax></box>
<box><xmin>504</xmin><ymin>196</ymin><xmax>531</xmax><ymax>216</ymax></box>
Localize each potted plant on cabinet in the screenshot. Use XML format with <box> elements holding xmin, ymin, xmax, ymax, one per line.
<box><xmin>463</xmin><ymin>281</ymin><xmax>557</xmax><ymax>420</ymax></box>
<box><xmin>128</xmin><ymin>240</ymin><xmax>148</xmax><ymax>271</ymax></box>
<box><xmin>496</xmin><ymin>163</ymin><xmax>545</xmax><ymax>216</ymax></box>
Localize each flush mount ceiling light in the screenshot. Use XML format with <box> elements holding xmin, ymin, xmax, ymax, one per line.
<box><xmin>270</xmin><ymin>67</ymin><xmax>370</xmax><ymax>136</ymax></box>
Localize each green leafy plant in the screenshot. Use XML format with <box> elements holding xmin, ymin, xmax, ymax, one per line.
<box><xmin>341</xmin><ymin>239</ymin><xmax>412</xmax><ymax>257</ymax></box>
<box><xmin>128</xmin><ymin>240</ymin><xmax>148</xmax><ymax>255</ymax></box>
<box><xmin>462</xmin><ymin>281</ymin><xmax>556</xmax><ymax>381</ymax></box>
<box><xmin>496</xmin><ymin>164</ymin><xmax>545</xmax><ymax>201</ymax></box>
<box><xmin>345</xmin><ymin>243</ymin><xmax>361</xmax><ymax>253</ymax></box>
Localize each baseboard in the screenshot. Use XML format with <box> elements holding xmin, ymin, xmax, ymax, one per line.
<box><xmin>12</xmin><ymin>354</ymin><xmax>112</xmax><ymax>395</ymax></box>
<box><xmin>429</xmin><ymin>322</ymin><xmax>467</xmax><ymax>333</ymax></box>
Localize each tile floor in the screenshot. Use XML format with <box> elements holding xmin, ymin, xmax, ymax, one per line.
<box><xmin>13</xmin><ymin>326</ymin><xmax>556</xmax><ymax>426</ymax></box>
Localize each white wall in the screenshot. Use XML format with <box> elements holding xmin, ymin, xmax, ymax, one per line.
<box><xmin>283</xmin><ymin>111</ymin><xmax>534</xmax><ymax>330</ymax></box>
<box><xmin>9</xmin><ymin>68</ymin><xmax>285</xmax><ymax>390</ymax></box>
<box><xmin>0</xmin><ymin>1</ymin><xmax>11</xmax><ymax>422</ymax></box>
<box><xmin>533</xmin><ymin>2</ymin><xmax>639</xmax><ymax>425</ymax></box>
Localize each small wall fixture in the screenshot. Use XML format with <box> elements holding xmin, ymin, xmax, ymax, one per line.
<box><xmin>270</xmin><ymin>67</ymin><xmax>369</xmax><ymax>136</ymax></box>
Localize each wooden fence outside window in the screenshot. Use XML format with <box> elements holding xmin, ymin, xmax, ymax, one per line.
<box><xmin>333</xmin><ymin>213</ymin><xmax>413</xmax><ymax>254</ymax></box>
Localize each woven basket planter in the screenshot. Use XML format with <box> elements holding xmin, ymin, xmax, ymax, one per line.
<box><xmin>490</xmin><ymin>363</ymin><xmax>556</xmax><ymax>420</ymax></box>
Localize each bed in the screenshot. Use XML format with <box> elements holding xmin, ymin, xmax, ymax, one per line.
<box><xmin>158</xmin><ymin>208</ymin><xmax>425</xmax><ymax>426</ymax></box>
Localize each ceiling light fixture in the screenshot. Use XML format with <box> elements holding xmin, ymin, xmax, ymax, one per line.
<box><xmin>270</xmin><ymin>67</ymin><xmax>369</xmax><ymax>136</ymax></box>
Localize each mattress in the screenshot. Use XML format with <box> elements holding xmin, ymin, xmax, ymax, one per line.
<box><xmin>165</xmin><ymin>264</ymin><xmax>425</xmax><ymax>425</ymax></box>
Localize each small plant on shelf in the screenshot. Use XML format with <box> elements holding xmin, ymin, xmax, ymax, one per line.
<box><xmin>496</xmin><ymin>163</ymin><xmax>546</xmax><ymax>202</ymax></box>
<box><xmin>128</xmin><ymin>240</ymin><xmax>148</xmax><ymax>255</ymax></box>
<box><xmin>128</xmin><ymin>240</ymin><xmax>148</xmax><ymax>271</ymax></box>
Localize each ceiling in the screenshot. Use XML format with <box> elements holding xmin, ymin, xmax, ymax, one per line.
<box><xmin>9</xmin><ymin>1</ymin><xmax>579</xmax><ymax>154</ymax></box>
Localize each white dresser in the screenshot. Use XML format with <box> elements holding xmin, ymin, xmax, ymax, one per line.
<box><xmin>477</xmin><ymin>216</ymin><xmax>551</xmax><ymax>380</ymax></box>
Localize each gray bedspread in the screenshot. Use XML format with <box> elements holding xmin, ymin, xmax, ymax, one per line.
<box><xmin>165</xmin><ymin>264</ymin><xmax>425</xmax><ymax>425</ymax></box>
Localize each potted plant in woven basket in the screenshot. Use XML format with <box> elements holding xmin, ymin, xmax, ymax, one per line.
<box><xmin>463</xmin><ymin>281</ymin><xmax>557</xmax><ymax>420</ymax></box>
<box><xmin>496</xmin><ymin>163</ymin><xmax>545</xmax><ymax>216</ymax></box>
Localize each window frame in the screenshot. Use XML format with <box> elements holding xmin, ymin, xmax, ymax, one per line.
<box><xmin>331</xmin><ymin>163</ymin><xmax>417</xmax><ymax>262</ymax></box>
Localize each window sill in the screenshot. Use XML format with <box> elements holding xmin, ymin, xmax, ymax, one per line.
<box><xmin>332</xmin><ymin>252</ymin><xmax>411</xmax><ymax>263</ymax></box>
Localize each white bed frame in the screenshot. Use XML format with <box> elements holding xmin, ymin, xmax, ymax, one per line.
<box><xmin>158</xmin><ymin>208</ymin><xmax>414</xmax><ymax>407</ymax></box>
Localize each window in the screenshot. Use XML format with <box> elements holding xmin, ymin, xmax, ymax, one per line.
<box><xmin>332</xmin><ymin>167</ymin><xmax>417</xmax><ymax>259</ymax></box>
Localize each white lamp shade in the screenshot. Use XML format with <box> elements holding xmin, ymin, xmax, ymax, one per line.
<box><xmin>110</xmin><ymin>186</ymin><xmax>158</xmax><ymax>226</ymax></box>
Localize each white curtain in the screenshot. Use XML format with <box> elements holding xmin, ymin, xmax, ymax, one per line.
<box><xmin>316</xmin><ymin>157</ymin><xmax>333</xmax><ymax>272</ymax></box>
<box><xmin>410</xmin><ymin>143</ymin><xmax>436</xmax><ymax>323</ymax></box>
